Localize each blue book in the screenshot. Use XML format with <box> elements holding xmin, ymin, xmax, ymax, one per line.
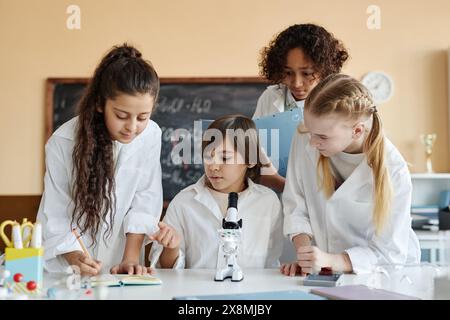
<box><xmin>438</xmin><ymin>190</ymin><xmax>450</xmax><ymax>209</ymax></box>
<box><xmin>173</xmin><ymin>289</ymin><xmax>325</xmax><ymax>300</ymax></box>
<box><xmin>410</xmin><ymin>205</ymin><xmax>439</xmax><ymax>216</ymax></box>
<box><xmin>201</xmin><ymin>109</ymin><xmax>302</xmax><ymax>177</ymax></box>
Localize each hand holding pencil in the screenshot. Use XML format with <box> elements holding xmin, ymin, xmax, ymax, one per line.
<box><xmin>62</xmin><ymin>229</ymin><xmax>102</xmax><ymax>276</ymax></box>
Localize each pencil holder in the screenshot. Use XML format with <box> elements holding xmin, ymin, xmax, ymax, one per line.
<box><xmin>4</xmin><ymin>247</ymin><xmax>44</xmax><ymax>285</ymax></box>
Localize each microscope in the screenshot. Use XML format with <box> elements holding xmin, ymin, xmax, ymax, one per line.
<box><xmin>214</xmin><ymin>192</ymin><xmax>244</xmax><ymax>282</ymax></box>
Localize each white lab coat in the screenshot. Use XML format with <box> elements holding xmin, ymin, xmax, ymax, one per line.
<box><xmin>282</xmin><ymin>132</ymin><xmax>421</xmax><ymax>274</ymax></box>
<box><xmin>253</xmin><ymin>84</ymin><xmax>304</xmax><ymax>119</ymax></box>
<box><xmin>37</xmin><ymin>116</ymin><xmax>163</xmax><ymax>273</ymax></box>
<box><xmin>149</xmin><ymin>175</ymin><xmax>284</xmax><ymax>269</ymax></box>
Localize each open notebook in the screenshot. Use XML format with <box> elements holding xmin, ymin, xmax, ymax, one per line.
<box><xmin>89</xmin><ymin>274</ymin><xmax>162</xmax><ymax>287</ymax></box>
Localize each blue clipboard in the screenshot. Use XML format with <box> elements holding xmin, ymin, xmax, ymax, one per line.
<box><xmin>253</xmin><ymin>108</ymin><xmax>302</xmax><ymax>177</ymax></box>
<box><xmin>201</xmin><ymin>109</ymin><xmax>302</xmax><ymax>177</ymax></box>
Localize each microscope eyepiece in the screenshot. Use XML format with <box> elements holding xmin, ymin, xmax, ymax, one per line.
<box><xmin>228</xmin><ymin>192</ymin><xmax>238</xmax><ymax>209</ymax></box>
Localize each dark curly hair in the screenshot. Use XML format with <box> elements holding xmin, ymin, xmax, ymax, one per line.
<box><xmin>71</xmin><ymin>43</ymin><xmax>159</xmax><ymax>246</ymax></box>
<box><xmin>260</xmin><ymin>24</ymin><xmax>349</xmax><ymax>83</ymax></box>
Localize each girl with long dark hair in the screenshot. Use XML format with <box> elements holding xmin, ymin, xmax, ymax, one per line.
<box><xmin>38</xmin><ymin>44</ymin><xmax>162</xmax><ymax>275</ymax></box>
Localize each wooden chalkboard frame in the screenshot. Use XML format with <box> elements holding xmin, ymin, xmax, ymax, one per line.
<box><xmin>45</xmin><ymin>77</ymin><xmax>268</xmax><ymax>142</ymax></box>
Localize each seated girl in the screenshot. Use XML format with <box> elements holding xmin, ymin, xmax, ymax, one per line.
<box><xmin>149</xmin><ymin>115</ymin><xmax>283</xmax><ymax>269</ymax></box>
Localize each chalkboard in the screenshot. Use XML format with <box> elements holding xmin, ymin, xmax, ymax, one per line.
<box><xmin>46</xmin><ymin>78</ymin><xmax>268</xmax><ymax>201</ymax></box>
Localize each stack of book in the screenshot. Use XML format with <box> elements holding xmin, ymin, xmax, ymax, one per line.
<box><xmin>411</xmin><ymin>205</ymin><xmax>439</xmax><ymax>231</ymax></box>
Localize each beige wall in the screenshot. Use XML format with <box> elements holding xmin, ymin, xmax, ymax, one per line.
<box><xmin>0</xmin><ymin>0</ymin><xmax>449</xmax><ymax>194</ymax></box>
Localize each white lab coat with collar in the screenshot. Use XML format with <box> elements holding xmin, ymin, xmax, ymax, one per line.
<box><xmin>253</xmin><ymin>84</ymin><xmax>303</xmax><ymax>119</ymax></box>
<box><xmin>37</xmin><ymin>116</ymin><xmax>163</xmax><ymax>273</ymax></box>
<box><xmin>149</xmin><ymin>175</ymin><xmax>284</xmax><ymax>269</ymax></box>
<box><xmin>282</xmin><ymin>132</ymin><xmax>421</xmax><ymax>274</ymax></box>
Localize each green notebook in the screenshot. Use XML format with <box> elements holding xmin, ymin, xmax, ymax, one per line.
<box><xmin>90</xmin><ymin>274</ymin><xmax>162</xmax><ymax>287</ymax></box>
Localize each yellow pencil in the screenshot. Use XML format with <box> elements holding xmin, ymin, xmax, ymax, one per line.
<box><xmin>71</xmin><ymin>228</ymin><xmax>92</xmax><ymax>260</ymax></box>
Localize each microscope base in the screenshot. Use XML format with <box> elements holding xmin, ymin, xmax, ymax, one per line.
<box><xmin>214</xmin><ymin>267</ymin><xmax>244</xmax><ymax>282</ymax></box>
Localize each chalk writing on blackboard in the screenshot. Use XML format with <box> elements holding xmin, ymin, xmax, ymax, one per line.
<box><xmin>46</xmin><ymin>78</ymin><xmax>268</xmax><ymax>201</ymax></box>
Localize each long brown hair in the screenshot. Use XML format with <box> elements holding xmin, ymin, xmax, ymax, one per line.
<box><xmin>71</xmin><ymin>44</ymin><xmax>159</xmax><ymax>245</ymax></box>
<box><xmin>303</xmin><ymin>74</ymin><xmax>392</xmax><ymax>234</ymax></box>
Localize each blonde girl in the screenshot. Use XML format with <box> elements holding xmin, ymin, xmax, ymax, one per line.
<box><xmin>282</xmin><ymin>74</ymin><xmax>420</xmax><ymax>275</ymax></box>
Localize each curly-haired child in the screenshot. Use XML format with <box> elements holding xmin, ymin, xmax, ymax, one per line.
<box><xmin>254</xmin><ymin>23</ymin><xmax>349</xmax><ymax>118</ymax></box>
<box><xmin>254</xmin><ymin>24</ymin><xmax>349</xmax><ymax>193</ymax></box>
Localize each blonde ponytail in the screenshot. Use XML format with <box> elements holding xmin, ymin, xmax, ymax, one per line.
<box><xmin>363</xmin><ymin>111</ymin><xmax>392</xmax><ymax>235</ymax></box>
<box><xmin>304</xmin><ymin>74</ymin><xmax>393</xmax><ymax>235</ymax></box>
<box><xmin>317</xmin><ymin>155</ymin><xmax>335</xmax><ymax>199</ymax></box>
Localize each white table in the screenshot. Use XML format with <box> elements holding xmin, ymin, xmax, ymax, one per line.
<box><xmin>41</xmin><ymin>267</ymin><xmax>443</xmax><ymax>300</ymax></box>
